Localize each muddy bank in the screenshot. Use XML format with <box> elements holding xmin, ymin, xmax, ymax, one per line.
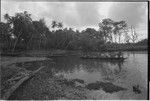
<box><xmin>1</xmin><ymin>51</ymin><xmax>147</xmax><ymax>100</ymax></box>
<box><xmin>0</xmin><ymin>56</ymin><xmax>52</xmax><ymax>66</ymax></box>
<box><xmin>0</xmin><ymin>56</ymin><xmax>52</xmax><ymax>99</ymax></box>
<box><xmin>1</xmin><ymin>59</ymin><xmax>127</xmax><ymax>100</ymax></box>
<box><xmin>1</xmin><ymin>56</ymin><xmax>52</xmax><ymax>86</ymax></box>
<box><xmin>0</xmin><ymin>56</ymin><xmax>88</xmax><ymax>100</ymax></box>
<box><xmin>8</xmin><ymin>66</ymin><xmax>90</xmax><ymax>100</ymax></box>
<box><xmin>7</xmin><ymin>66</ymin><xmax>128</xmax><ymax>100</ymax></box>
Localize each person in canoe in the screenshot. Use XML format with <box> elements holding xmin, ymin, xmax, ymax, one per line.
<box><xmin>117</xmin><ymin>51</ymin><xmax>123</xmax><ymax>58</ymax></box>
<box><xmin>108</xmin><ymin>52</ymin><xmax>117</xmax><ymax>58</ymax></box>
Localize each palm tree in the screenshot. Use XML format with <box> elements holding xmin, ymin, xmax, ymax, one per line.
<box><xmin>4</xmin><ymin>11</ymin><xmax>34</xmax><ymax>53</ymax></box>
<box><xmin>57</xmin><ymin>22</ymin><xmax>63</xmax><ymax>29</ymax></box>
<box><xmin>51</xmin><ymin>20</ymin><xmax>57</xmax><ymax>29</ymax></box>
<box><xmin>4</xmin><ymin>14</ymin><xmax>12</xmax><ymax>23</ymax></box>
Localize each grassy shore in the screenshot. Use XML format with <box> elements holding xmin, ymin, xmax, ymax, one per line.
<box><xmin>1</xmin><ymin>48</ymin><xmax>147</xmax><ymax>100</ymax></box>
<box><xmin>0</xmin><ymin>56</ymin><xmax>89</xmax><ymax>100</ymax></box>
<box><xmin>8</xmin><ymin>67</ymin><xmax>89</xmax><ymax>100</ymax></box>
<box><xmin>1</xmin><ymin>55</ymin><xmax>129</xmax><ymax>100</ymax></box>
<box><xmin>0</xmin><ymin>43</ymin><xmax>147</xmax><ymax>57</ymax></box>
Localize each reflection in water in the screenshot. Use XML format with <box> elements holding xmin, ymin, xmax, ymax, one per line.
<box><xmin>52</xmin><ymin>56</ymin><xmax>125</xmax><ymax>83</ymax></box>
<box><xmin>15</xmin><ymin>51</ymin><xmax>147</xmax><ymax>99</ymax></box>
<box><xmin>52</xmin><ymin>52</ymin><xmax>147</xmax><ymax>100</ymax></box>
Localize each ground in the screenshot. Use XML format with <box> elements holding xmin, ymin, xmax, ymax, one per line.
<box><xmin>0</xmin><ymin>50</ymin><xmax>147</xmax><ymax>100</ymax></box>
<box><xmin>0</xmin><ymin>56</ymin><xmax>90</xmax><ymax>100</ymax></box>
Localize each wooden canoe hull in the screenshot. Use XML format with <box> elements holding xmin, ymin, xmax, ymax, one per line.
<box><xmin>80</xmin><ymin>57</ymin><xmax>126</xmax><ymax>61</ymax></box>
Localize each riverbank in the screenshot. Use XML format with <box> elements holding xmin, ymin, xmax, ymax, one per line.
<box><xmin>0</xmin><ymin>50</ymin><xmax>147</xmax><ymax>100</ymax></box>
<box><xmin>1</xmin><ymin>55</ymin><xmax>129</xmax><ymax>100</ymax></box>
<box><xmin>7</xmin><ymin>65</ymin><xmax>89</xmax><ymax>100</ymax></box>
<box><xmin>0</xmin><ymin>44</ymin><xmax>147</xmax><ymax>57</ymax></box>
<box><xmin>0</xmin><ymin>56</ymin><xmax>88</xmax><ymax>100</ymax></box>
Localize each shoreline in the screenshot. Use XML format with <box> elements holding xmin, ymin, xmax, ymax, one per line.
<box><xmin>0</xmin><ymin>51</ymin><xmax>147</xmax><ymax>100</ymax></box>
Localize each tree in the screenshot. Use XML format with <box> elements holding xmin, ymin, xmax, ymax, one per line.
<box><xmin>112</xmin><ymin>21</ymin><xmax>127</xmax><ymax>43</ymax></box>
<box><xmin>57</xmin><ymin>22</ymin><xmax>63</xmax><ymax>29</ymax></box>
<box><xmin>0</xmin><ymin>22</ymin><xmax>12</xmax><ymax>38</ymax></box>
<box><xmin>99</xmin><ymin>18</ymin><xmax>114</xmax><ymax>43</ymax></box>
<box><xmin>0</xmin><ymin>22</ymin><xmax>13</xmax><ymax>50</ymax></box>
<box><xmin>118</xmin><ymin>21</ymin><xmax>127</xmax><ymax>43</ymax></box>
<box><xmin>130</xmin><ymin>26</ymin><xmax>138</xmax><ymax>43</ymax></box>
<box><xmin>123</xmin><ymin>29</ymin><xmax>130</xmax><ymax>43</ymax></box>
<box><xmin>4</xmin><ymin>11</ymin><xmax>34</xmax><ymax>52</ymax></box>
<box><xmin>51</xmin><ymin>20</ymin><xmax>57</xmax><ymax>29</ymax></box>
<box><xmin>31</xmin><ymin>18</ymin><xmax>50</xmax><ymax>49</ymax></box>
<box><xmin>136</xmin><ymin>38</ymin><xmax>147</xmax><ymax>45</ymax></box>
<box><xmin>85</xmin><ymin>28</ymin><xmax>100</xmax><ymax>39</ymax></box>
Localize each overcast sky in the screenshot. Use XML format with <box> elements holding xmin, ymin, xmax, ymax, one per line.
<box><xmin>1</xmin><ymin>1</ymin><xmax>148</xmax><ymax>40</ymax></box>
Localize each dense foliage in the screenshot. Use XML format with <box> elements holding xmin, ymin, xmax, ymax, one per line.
<box><xmin>0</xmin><ymin>11</ymin><xmax>145</xmax><ymax>52</ymax></box>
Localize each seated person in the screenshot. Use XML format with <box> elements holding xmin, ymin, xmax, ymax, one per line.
<box><xmin>117</xmin><ymin>51</ymin><xmax>123</xmax><ymax>58</ymax></box>
<box><xmin>109</xmin><ymin>53</ymin><xmax>116</xmax><ymax>58</ymax></box>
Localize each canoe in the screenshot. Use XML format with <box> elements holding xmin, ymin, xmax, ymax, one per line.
<box><xmin>47</xmin><ymin>54</ymin><xmax>67</xmax><ymax>58</ymax></box>
<box><xmin>0</xmin><ymin>53</ymin><xmax>21</xmax><ymax>57</ymax></box>
<box><xmin>80</xmin><ymin>56</ymin><xmax>126</xmax><ymax>61</ymax></box>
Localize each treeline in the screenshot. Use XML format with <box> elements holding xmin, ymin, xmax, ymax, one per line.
<box><xmin>0</xmin><ymin>11</ymin><xmax>145</xmax><ymax>52</ymax></box>
<box><xmin>135</xmin><ymin>39</ymin><xmax>147</xmax><ymax>45</ymax></box>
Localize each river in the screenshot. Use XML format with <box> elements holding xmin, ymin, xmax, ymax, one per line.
<box><xmin>15</xmin><ymin>51</ymin><xmax>148</xmax><ymax>100</ymax></box>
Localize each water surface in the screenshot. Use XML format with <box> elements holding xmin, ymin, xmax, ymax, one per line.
<box><xmin>16</xmin><ymin>51</ymin><xmax>147</xmax><ymax>100</ymax></box>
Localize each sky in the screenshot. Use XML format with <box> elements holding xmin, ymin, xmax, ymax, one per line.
<box><xmin>1</xmin><ymin>1</ymin><xmax>148</xmax><ymax>41</ymax></box>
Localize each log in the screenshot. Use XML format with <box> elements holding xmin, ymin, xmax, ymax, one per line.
<box><xmin>2</xmin><ymin>66</ymin><xmax>45</xmax><ymax>100</ymax></box>
<box><xmin>7</xmin><ymin>71</ymin><xmax>31</xmax><ymax>83</ymax></box>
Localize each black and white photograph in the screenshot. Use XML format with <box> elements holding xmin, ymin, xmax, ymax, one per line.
<box><xmin>0</xmin><ymin>0</ymin><xmax>148</xmax><ymax>100</ymax></box>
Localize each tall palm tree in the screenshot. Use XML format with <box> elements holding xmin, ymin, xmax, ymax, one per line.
<box><xmin>51</xmin><ymin>20</ymin><xmax>57</xmax><ymax>29</ymax></box>
<box><xmin>57</xmin><ymin>22</ymin><xmax>63</xmax><ymax>29</ymax></box>
<box><xmin>4</xmin><ymin>11</ymin><xmax>34</xmax><ymax>53</ymax></box>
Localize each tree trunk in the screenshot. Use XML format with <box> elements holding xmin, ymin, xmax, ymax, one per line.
<box><xmin>114</xmin><ymin>34</ymin><xmax>117</xmax><ymax>43</ymax></box>
<box><xmin>26</xmin><ymin>33</ymin><xmax>33</xmax><ymax>50</ymax></box>
<box><xmin>11</xmin><ymin>31</ymin><xmax>22</xmax><ymax>53</ymax></box>
<box><xmin>119</xmin><ymin>34</ymin><xmax>121</xmax><ymax>43</ymax></box>
<box><xmin>2</xmin><ymin>66</ymin><xmax>45</xmax><ymax>100</ymax></box>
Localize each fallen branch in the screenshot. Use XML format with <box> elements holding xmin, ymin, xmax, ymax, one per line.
<box><xmin>2</xmin><ymin>66</ymin><xmax>45</xmax><ymax>100</ymax></box>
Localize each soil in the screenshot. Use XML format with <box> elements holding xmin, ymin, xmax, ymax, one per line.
<box><xmin>0</xmin><ymin>52</ymin><xmax>129</xmax><ymax>100</ymax></box>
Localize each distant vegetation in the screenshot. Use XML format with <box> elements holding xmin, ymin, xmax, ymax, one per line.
<box><xmin>135</xmin><ymin>39</ymin><xmax>147</xmax><ymax>45</ymax></box>
<box><xmin>0</xmin><ymin>11</ymin><xmax>147</xmax><ymax>53</ymax></box>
